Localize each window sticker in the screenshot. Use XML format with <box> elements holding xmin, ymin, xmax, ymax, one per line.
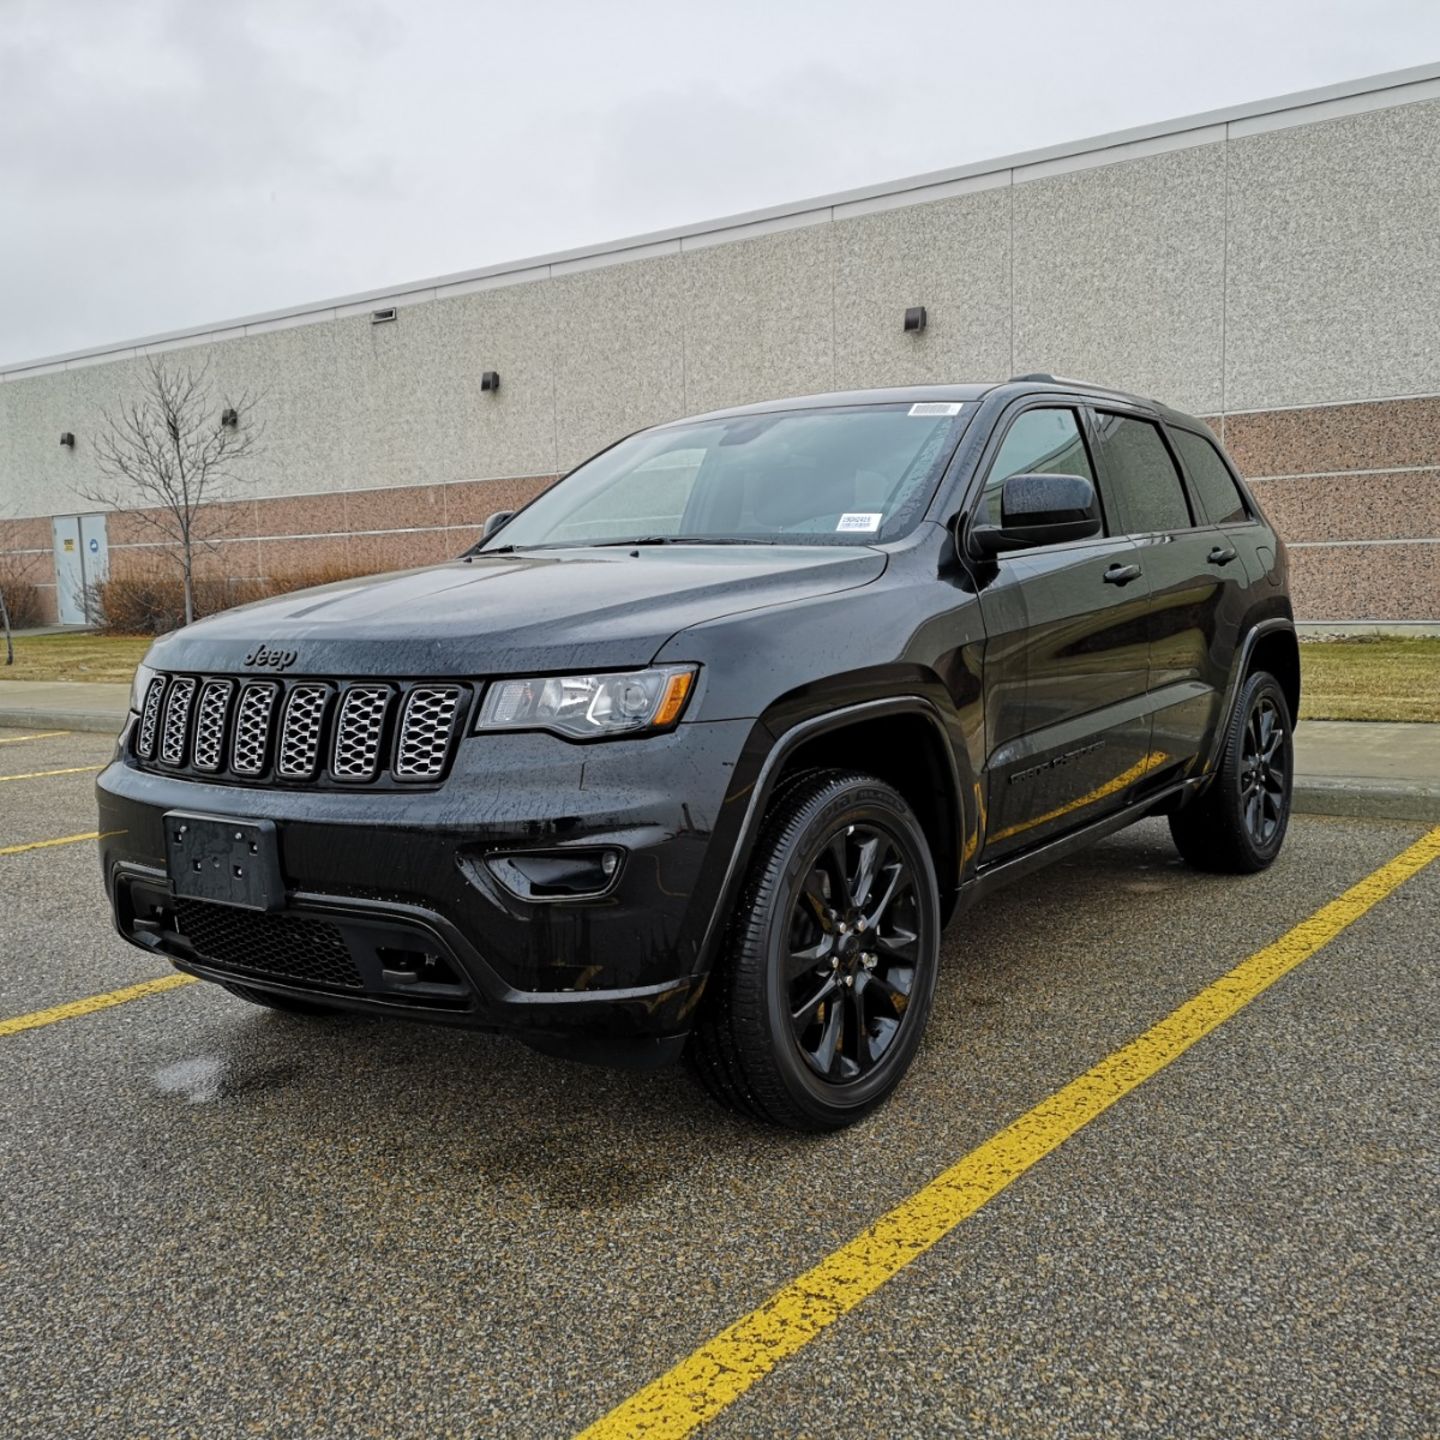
<box><xmin>836</xmin><ymin>512</ymin><xmax>883</xmax><ymax>533</ymax></box>
<box><xmin>908</xmin><ymin>402</ymin><xmax>963</xmax><ymax>417</ymax></box>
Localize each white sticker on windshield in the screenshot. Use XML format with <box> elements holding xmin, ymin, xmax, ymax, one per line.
<box><xmin>908</xmin><ymin>402</ymin><xmax>963</xmax><ymax>417</ymax></box>
<box><xmin>836</xmin><ymin>512</ymin><xmax>883</xmax><ymax>533</ymax></box>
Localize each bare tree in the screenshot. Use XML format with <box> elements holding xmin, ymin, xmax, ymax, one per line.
<box><xmin>0</xmin><ymin>511</ymin><xmax>44</xmax><ymax>666</ymax></box>
<box><xmin>81</xmin><ymin>356</ymin><xmax>264</xmax><ymax>626</ymax></box>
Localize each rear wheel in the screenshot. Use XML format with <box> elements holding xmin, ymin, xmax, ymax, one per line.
<box><xmin>1170</xmin><ymin>670</ymin><xmax>1293</xmax><ymax>873</ymax></box>
<box><xmin>691</xmin><ymin>769</ymin><xmax>940</xmax><ymax>1130</ymax></box>
<box><xmin>218</xmin><ymin>980</ymin><xmax>337</xmax><ymax>1016</ymax></box>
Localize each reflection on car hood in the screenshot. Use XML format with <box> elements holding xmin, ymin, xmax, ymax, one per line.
<box><xmin>147</xmin><ymin>544</ymin><xmax>888</xmax><ymax>677</ymax></box>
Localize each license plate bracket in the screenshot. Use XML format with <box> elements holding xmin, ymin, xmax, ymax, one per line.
<box><xmin>165</xmin><ymin>812</ymin><xmax>285</xmax><ymax>912</ymax></box>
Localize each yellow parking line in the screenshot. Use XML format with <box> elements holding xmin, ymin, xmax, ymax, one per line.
<box><xmin>0</xmin><ymin>973</ymin><xmax>198</xmax><ymax>1039</ymax></box>
<box><xmin>576</xmin><ymin>824</ymin><xmax>1440</xmax><ymax>1440</ymax></box>
<box><xmin>0</xmin><ymin>764</ymin><xmax>104</xmax><ymax>783</ymax></box>
<box><xmin>0</xmin><ymin>829</ymin><xmax>122</xmax><ymax>857</ymax></box>
<box><xmin>0</xmin><ymin>730</ymin><xmax>70</xmax><ymax>745</ymax></box>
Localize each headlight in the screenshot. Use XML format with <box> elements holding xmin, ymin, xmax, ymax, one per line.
<box><xmin>475</xmin><ymin>665</ymin><xmax>697</xmax><ymax>739</ymax></box>
<box><xmin>128</xmin><ymin>660</ymin><xmax>158</xmax><ymax>714</ymax></box>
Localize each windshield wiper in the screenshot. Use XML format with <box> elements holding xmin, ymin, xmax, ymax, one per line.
<box><xmin>587</xmin><ymin>536</ymin><xmax>776</xmax><ymax>548</ymax></box>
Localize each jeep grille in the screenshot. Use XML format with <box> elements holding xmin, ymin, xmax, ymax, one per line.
<box><xmin>134</xmin><ymin>673</ymin><xmax>469</xmax><ymax>788</ymax></box>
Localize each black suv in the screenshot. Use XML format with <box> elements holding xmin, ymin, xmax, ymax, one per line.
<box><xmin>98</xmin><ymin>377</ymin><xmax>1298</xmax><ymax>1130</ymax></box>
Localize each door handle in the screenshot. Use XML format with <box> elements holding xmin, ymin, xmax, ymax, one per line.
<box><xmin>1207</xmin><ymin>544</ymin><xmax>1238</xmax><ymax>566</ymax></box>
<box><xmin>1103</xmin><ymin>563</ymin><xmax>1142</xmax><ymax>586</ymax></box>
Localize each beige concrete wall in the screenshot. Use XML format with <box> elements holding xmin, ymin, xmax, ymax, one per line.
<box><xmin>3</xmin><ymin>80</ymin><xmax>1439</xmax><ymax>621</ymax></box>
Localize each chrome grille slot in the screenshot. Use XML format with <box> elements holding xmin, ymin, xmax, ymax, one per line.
<box><xmin>395</xmin><ymin>685</ymin><xmax>462</xmax><ymax>780</ymax></box>
<box><xmin>160</xmin><ymin>677</ymin><xmax>197</xmax><ymax>766</ymax></box>
<box><xmin>191</xmin><ymin>679</ymin><xmax>235</xmax><ymax>772</ymax></box>
<box><xmin>277</xmin><ymin>684</ymin><xmax>330</xmax><ymax>779</ymax></box>
<box><xmin>333</xmin><ymin>685</ymin><xmax>392</xmax><ymax>781</ymax></box>
<box><xmin>137</xmin><ymin>675</ymin><xmax>167</xmax><ymax>760</ymax></box>
<box><xmin>231</xmin><ymin>682</ymin><xmax>279</xmax><ymax>776</ymax></box>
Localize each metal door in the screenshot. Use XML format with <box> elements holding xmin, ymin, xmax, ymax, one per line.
<box><xmin>51</xmin><ymin>513</ymin><xmax>109</xmax><ymax>624</ymax></box>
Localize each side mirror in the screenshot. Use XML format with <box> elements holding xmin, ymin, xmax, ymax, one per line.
<box><xmin>969</xmin><ymin>473</ymin><xmax>1101</xmax><ymax>556</ymax></box>
<box><xmin>481</xmin><ymin>509</ymin><xmax>514</xmax><ymax>541</ymax></box>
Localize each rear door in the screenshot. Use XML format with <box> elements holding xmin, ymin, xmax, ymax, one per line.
<box><xmin>1088</xmin><ymin>408</ymin><xmax>1236</xmax><ymax>778</ymax></box>
<box><xmin>971</xmin><ymin>402</ymin><xmax>1153</xmax><ymax>863</ymax></box>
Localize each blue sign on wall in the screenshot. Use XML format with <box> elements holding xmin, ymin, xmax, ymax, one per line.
<box><xmin>88</xmin><ymin>537</ymin><xmax>99</xmax><ymax>553</ymax></box>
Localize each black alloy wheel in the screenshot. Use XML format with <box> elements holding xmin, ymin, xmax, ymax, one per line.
<box><xmin>1169</xmin><ymin>669</ymin><xmax>1293</xmax><ymax>874</ymax></box>
<box><xmin>1239</xmin><ymin>693</ymin><xmax>1289</xmax><ymax>848</ymax></box>
<box><xmin>690</xmin><ymin>769</ymin><xmax>941</xmax><ymax>1130</ymax></box>
<box><xmin>786</xmin><ymin>822</ymin><xmax>923</xmax><ymax>1083</ymax></box>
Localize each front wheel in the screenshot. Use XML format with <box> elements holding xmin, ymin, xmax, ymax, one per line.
<box><xmin>691</xmin><ymin>769</ymin><xmax>941</xmax><ymax>1131</ymax></box>
<box><xmin>1170</xmin><ymin>670</ymin><xmax>1293</xmax><ymax>873</ymax></box>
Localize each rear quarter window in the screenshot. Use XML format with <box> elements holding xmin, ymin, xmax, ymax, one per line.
<box><xmin>1172</xmin><ymin>429</ymin><xmax>1250</xmax><ymax>526</ymax></box>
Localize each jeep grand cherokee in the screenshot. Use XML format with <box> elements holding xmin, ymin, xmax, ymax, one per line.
<box><xmin>98</xmin><ymin>376</ymin><xmax>1298</xmax><ymax>1130</ymax></box>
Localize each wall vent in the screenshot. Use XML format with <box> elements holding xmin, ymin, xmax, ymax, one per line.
<box><xmin>371</xmin><ymin>307</ymin><xmax>398</xmax><ymax>325</ymax></box>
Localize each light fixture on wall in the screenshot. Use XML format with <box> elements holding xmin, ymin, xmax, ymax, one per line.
<box><xmin>221</xmin><ymin>407</ymin><xmax>238</xmax><ymax>428</ymax></box>
<box><xmin>59</xmin><ymin>431</ymin><xmax>76</xmax><ymax>448</ymax></box>
<box><xmin>903</xmin><ymin>306</ymin><xmax>927</xmax><ymax>334</ymax></box>
<box><xmin>480</xmin><ymin>371</ymin><xmax>500</xmax><ymax>393</ymax></box>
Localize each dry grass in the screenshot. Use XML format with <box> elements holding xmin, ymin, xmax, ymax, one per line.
<box><xmin>2</xmin><ymin>633</ymin><xmax>154</xmax><ymax>684</ymax></box>
<box><xmin>1299</xmin><ymin>638</ymin><xmax>1440</xmax><ymax>723</ymax></box>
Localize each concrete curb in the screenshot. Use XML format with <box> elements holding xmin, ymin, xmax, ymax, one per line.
<box><xmin>1293</xmin><ymin>779</ymin><xmax>1440</xmax><ymax>823</ymax></box>
<box><xmin>0</xmin><ymin>708</ymin><xmax>125</xmax><ymax>736</ymax></box>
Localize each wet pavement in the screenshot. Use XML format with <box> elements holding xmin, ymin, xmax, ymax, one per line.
<box><xmin>2</xmin><ymin>726</ymin><xmax>1436</xmax><ymax>1438</ymax></box>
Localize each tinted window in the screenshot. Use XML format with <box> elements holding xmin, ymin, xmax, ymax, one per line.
<box><xmin>978</xmin><ymin>408</ymin><xmax>1099</xmax><ymax>531</ymax></box>
<box><xmin>1173</xmin><ymin>429</ymin><xmax>1249</xmax><ymax>525</ymax></box>
<box><xmin>1093</xmin><ymin>413</ymin><xmax>1192</xmax><ymax>533</ymax></box>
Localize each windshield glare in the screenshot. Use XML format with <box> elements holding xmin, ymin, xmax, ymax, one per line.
<box><xmin>484</xmin><ymin>403</ymin><xmax>967</xmax><ymax>551</ymax></box>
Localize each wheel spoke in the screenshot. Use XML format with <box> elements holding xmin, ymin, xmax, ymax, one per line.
<box><xmin>862</xmin><ymin>861</ymin><xmax>908</xmax><ymax>931</ymax></box>
<box><xmin>875</xmin><ymin>924</ymin><xmax>918</xmax><ymax>961</ymax></box>
<box><xmin>785</xmin><ymin>936</ymin><xmax>832</xmax><ymax>983</ymax></box>
<box><xmin>824</xmin><ymin>831</ymin><xmax>851</xmax><ymax>900</ymax></box>
<box><xmin>1245</xmin><ymin>789</ymin><xmax>1262</xmax><ymax>838</ymax></box>
<box><xmin>851</xmin><ymin>836</ymin><xmax>884</xmax><ymax>909</ymax></box>
<box><xmin>813</xmin><ymin>995</ymin><xmax>843</xmax><ymax>1074</ymax></box>
<box><xmin>792</xmin><ymin>973</ymin><xmax>839</xmax><ymax>1028</ymax></box>
<box><xmin>863</xmin><ymin>966</ymin><xmax>914</xmax><ymax>1015</ymax></box>
<box><xmin>799</xmin><ymin>869</ymin><xmax>833</xmax><ymax>927</ymax></box>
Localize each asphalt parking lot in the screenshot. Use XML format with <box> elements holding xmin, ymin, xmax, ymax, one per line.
<box><xmin>2</xmin><ymin>725</ymin><xmax>1437</xmax><ymax>1439</ymax></box>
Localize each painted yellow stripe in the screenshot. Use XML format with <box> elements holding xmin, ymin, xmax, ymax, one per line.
<box><xmin>0</xmin><ymin>764</ymin><xmax>104</xmax><ymax>783</ymax></box>
<box><xmin>577</xmin><ymin>824</ymin><xmax>1440</xmax><ymax>1440</ymax></box>
<box><xmin>0</xmin><ymin>829</ymin><xmax>120</xmax><ymax>857</ymax></box>
<box><xmin>0</xmin><ymin>730</ymin><xmax>70</xmax><ymax>745</ymax></box>
<box><xmin>0</xmin><ymin>973</ymin><xmax>198</xmax><ymax>1039</ymax></box>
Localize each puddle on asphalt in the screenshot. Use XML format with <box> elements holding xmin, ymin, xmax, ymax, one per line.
<box><xmin>153</xmin><ymin>1055</ymin><xmax>226</xmax><ymax>1103</ymax></box>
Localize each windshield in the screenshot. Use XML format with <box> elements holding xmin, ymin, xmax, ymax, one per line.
<box><xmin>482</xmin><ymin>402</ymin><xmax>968</xmax><ymax>551</ymax></box>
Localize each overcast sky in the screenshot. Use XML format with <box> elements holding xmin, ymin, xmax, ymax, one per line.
<box><xmin>3</xmin><ymin>0</ymin><xmax>1438</xmax><ymax>366</ymax></box>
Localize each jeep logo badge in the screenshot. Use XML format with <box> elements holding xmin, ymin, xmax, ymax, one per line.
<box><xmin>243</xmin><ymin>643</ymin><xmax>298</xmax><ymax>672</ymax></box>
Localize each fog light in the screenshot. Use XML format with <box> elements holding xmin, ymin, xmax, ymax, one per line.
<box><xmin>485</xmin><ymin>847</ymin><xmax>625</xmax><ymax>901</ymax></box>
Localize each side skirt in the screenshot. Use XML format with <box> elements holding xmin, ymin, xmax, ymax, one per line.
<box><xmin>954</xmin><ymin>779</ymin><xmax>1192</xmax><ymax>914</ymax></box>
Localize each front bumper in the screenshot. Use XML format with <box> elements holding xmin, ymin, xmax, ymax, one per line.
<box><xmin>98</xmin><ymin>717</ymin><xmax>759</xmax><ymax>1060</ymax></box>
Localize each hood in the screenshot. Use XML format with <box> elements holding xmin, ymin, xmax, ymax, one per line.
<box><xmin>148</xmin><ymin>544</ymin><xmax>888</xmax><ymax>677</ymax></box>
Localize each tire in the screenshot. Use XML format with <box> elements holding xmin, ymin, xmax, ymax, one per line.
<box><xmin>690</xmin><ymin>768</ymin><xmax>941</xmax><ymax>1131</ymax></box>
<box><xmin>218</xmin><ymin>980</ymin><xmax>337</xmax><ymax>1016</ymax></box>
<box><xmin>1169</xmin><ymin>670</ymin><xmax>1293</xmax><ymax>874</ymax></box>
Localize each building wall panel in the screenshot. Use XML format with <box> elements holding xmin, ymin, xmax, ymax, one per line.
<box><xmin>1225</xmin><ymin>98</ymin><xmax>1440</xmax><ymax>410</ymax></box>
<box><xmin>832</xmin><ymin>184</ymin><xmax>1011</xmax><ymax>390</ymax></box>
<box><xmin>1012</xmin><ymin>142</ymin><xmax>1226</xmax><ymax>415</ymax></box>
